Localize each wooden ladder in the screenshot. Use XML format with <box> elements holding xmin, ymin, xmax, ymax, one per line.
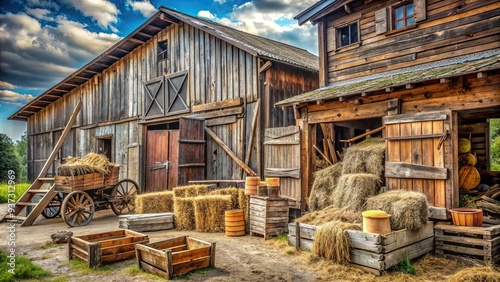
<box><xmin>2</xmin><ymin>100</ymin><xmax>82</xmax><ymax>226</ymax></box>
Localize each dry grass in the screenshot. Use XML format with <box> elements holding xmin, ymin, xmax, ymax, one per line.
<box><xmin>173</xmin><ymin>185</ymin><xmax>209</xmax><ymax>198</ymax></box>
<box><xmin>334</xmin><ymin>173</ymin><xmax>382</xmax><ymax>212</ymax></box>
<box><xmin>58</xmin><ymin>153</ymin><xmax>115</xmax><ymax>176</ymax></box>
<box><xmin>173</xmin><ymin>197</ymin><xmax>195</xmax><ymax>230</ymax></box>
<box><xmin>193</xmin><ymin>195</ymin><xmax>232</xmax><ymax>232</ymax></box>
<box><xmin>366</xmin><ymin>190</ymin><xmax>428</xmax><ymax>230</ymax></box>
<box><xmin>308</xmin><ymin>163</ymin><xmax>343</xmax><ymax>212</ymax></box>
<box><xmin>312</xmin><ymin>220</ymin><xmax>362</xmax><ymax>263</ymax></box>
<box><xmin>342</xmin><ymin>138</ymin><xmax>385</xmax><ymax>177</ymax></box>
<box><xmin>209</xmin><ymin>187</ymin><xmax>240</xmax><ymax>210</ymax></box>
<box><xmin>135</xmin><ymin>191</ymin><xmax>174</xmax><ymax>214</ymax></box>
<box><xmin>295</xmin><ymin>206</ymin><xmax>362</xmax><ymax>226</ymax></box>
<box><xmin>448</xmin><ymin>266</ymin><xmax>500</xmax><ymax>282</ymax></box>
<box><xmin>238</xmin><ymin>189</ymin><xmax>250</xmax><ymax>231</ymax></box>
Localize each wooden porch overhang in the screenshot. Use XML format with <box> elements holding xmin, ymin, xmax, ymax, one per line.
<box><xmin>275</xmin><ymin>49</ymin><xmax>500</xmax><ymax>109</ymax></box>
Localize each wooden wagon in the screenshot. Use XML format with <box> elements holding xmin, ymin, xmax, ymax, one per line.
<box><xmin>45</xmin><ymin>165</ymin><xmax>139</xmax><ymax>227</ymax></box>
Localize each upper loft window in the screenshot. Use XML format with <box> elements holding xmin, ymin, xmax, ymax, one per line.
<box><xmin>336</xmin><ymin>21</ymin><xmax>359</xmax><ymax>49</ymax></box>
<box><xmin>394</xmin><ymin>3</ymin><xmax>415</xmax><ymax>30</ymax></box>
<box><xmin>157</xmin><ymin>40</ymin><xmax>168</xmax><ymax>61</ymax></box>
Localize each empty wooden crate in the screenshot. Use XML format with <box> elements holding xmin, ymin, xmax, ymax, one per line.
<box><xmin>250</xmin><ymin>195</ymin><xmax>289</xmax><ymax>239</ymax></box>
<box><xmin>135</xmin><ymin>236</ymin><xmax>216</xmax><ymax>279</ymax></box>
<box><xmin>68</xmin><ymin>229</ymin><xmax>149</xmax><ymax>268</ymax></box>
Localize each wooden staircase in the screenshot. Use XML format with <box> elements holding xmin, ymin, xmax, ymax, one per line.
<box><xmin>2</xmin><ymin>100</ymin><xmax>82</xmax><ymax>227</ymax></box>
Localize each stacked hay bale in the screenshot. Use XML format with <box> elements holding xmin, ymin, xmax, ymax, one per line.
<box><xmin>209</xmin><ymin>187</ymin><xmax>240</xmax><ymax>209</ymax></box>
<box><xmin>173</xmin><ymin>185</ymin><xmax>209</xmax><ymax>198</ymax></box>
<box><xmin>341</xmin><ymin>138</ymin><xmax>385</xmax><ymax>177</ymax></box>
<box><xmin>295</xmin><ymin>206</ymin><xmax>362</xmax><ymax>226</ymax></box>
<box><xmin>312</xmin><ymin>220</ymin><xmax>362</xmax><ymax>263</ymax></box>
<box><xmin>193</xmin><ymin>195</ymin><xmax>232</xmax><ymax>232</ymax></box>
<box><xmin>173</xmin><ymin>185</ymin><xmax>209</xmax><ymax>230</ymax></box>
<box><xmin>366</xmin><ymin>190</ymin><xmax>429</xmax><ymax>230</ymax></box>
<box><xmin>334</xmin><ymin>173</ymin><xmax>382</xmax><ymax>212</ymax></box>
<box><xmin>135</xmin><ymin>191</ymin><xmax>174</xmax><ymax>214</ymax></box>
<box><xmin>308</xmin><ymin>163</ymin><xmax>342</xmax><ymax>211</ymax></box>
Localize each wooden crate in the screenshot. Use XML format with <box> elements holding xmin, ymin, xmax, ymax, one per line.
<box><xmin>249</xmin><ymin>196</ymin><xmax>289</xmax><ymax>239</ymax></box>
<box><xmin>105</xmin><ymin>165</ymin><xmax>120</xmax><ymax>186</ymax></box>
<box><xmin>119</xmin><ymin>213</ymin><xmax>175</xmax><ymax>232</ymax></box>
<box><xmin>288</xmin><ymin>221</ymin><xmax>434</xmax><ymax>275</ymax></box>
<box><xmin>55</xmin><ymin>172</ymin><xmax>106</xmax><ymax>192</ymax></box>
<box><xmin>68</xmin><ymin>229</ymin><xmax>149</xmax><ymax>268</ymax></box>
<box><xmin>435</xmin><ymin>223</ymin><xmax>500</xmax><ymax>265</ymax></box>
<box><xmin>135</xmin><ymin>236</ymin><xmax>215</xmax><ymax>279</ymax></box>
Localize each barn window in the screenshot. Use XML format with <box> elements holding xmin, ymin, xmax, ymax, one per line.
<box><xmin>335</xmin><ymin>21</ymin><xmax>359</xmax><ymax>50</ymax></box>
<box><xmin>157</xmin><ymin>40</ymin><xmax>168</xmax><ymax>61</ymax></box>
<box><xmin>393</xmin><ymin>2</ymin><xmax>415</xmax><ymax>30</ymax></box>
<box><xmin>96</xmin><ymin>135</ymin><xmax>113</xmax><ymax>162</ymax></box>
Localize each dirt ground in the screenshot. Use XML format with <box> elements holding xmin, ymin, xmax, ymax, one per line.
<box><xmin>0</xmin><ymin>203</ymin><xmax>498</xmax><ymax>282</ymax></box>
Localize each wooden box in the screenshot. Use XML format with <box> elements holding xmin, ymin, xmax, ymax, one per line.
<box><xmin>435</xmin><ymin>223</ymin><xmax>500</xmax><ymax>265</ymax></box>
<box><xmin>105</xmin><ymin>165</ymin><xmax>120</xmax><ymax>186</ymax></box>
<box><xmin>288</xmin><ymin>221</ymin><xmax>434</xmax><ymax>275</ymax></box>
<box><xmin>249</xmin><ymin>196</ymin><xmax>289</xmax><ymax>239</ymax></box>
<box><xmin>68</xmin><ymin>229</ymin><xmax>149</xmax><ymax>268</ymax></box>
<box><xmin>135</xmin><ymin>236</ymin><xmax>215</xmax><ymax>279</ymax></box>
<box><xmin>119</xmin><ymin>213</ymin><xmax>175</xmax><ymax>232</ymax></box>
<box><xmin>55</xmin><ymin>172</ymin><xmax>106</xmax><ymax>192</ymax></box>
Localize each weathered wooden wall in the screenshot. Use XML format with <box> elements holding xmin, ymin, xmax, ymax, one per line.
<box><xmin>321</xmin><ymin>0</ymin><xmax>500</xmax><ymax>83</ymax></box>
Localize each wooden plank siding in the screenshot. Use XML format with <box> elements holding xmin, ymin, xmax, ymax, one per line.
<box><xmin>324</xmin><ymin>0</ymin><xmax>500</xmax><ymax>83</ymax></box>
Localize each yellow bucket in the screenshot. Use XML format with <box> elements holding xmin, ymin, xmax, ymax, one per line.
<box><xmin>362</xmin><ymin>210</ymin><xmax>391</xmax><ymax>234</ymax></box>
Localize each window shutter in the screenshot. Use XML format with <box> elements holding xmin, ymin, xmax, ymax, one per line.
<box><xmin>375</xmin><ymin>8</ymin><xmax>388</xmax><ymax>35</ymax></box>
<box><xmin>414</xmin><ymin>0</ymin><xmax>427</xmax><ymax>22</ymax></box>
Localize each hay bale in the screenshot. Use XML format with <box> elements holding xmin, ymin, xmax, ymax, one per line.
<box><xmin>173</xmin><ymin>197</ymin><xmax>195</xmax><ymax>230</ymax></box>
<box><xmin>312</xmin><ymin>220</ymin><xmax>362</xmax><ymax>263</ymax></box>
<box><xmin>173</xmin><ymin>185</ymin><xmax>209</xmax><ymax>198</ymax></box>
<box><xmin>238</xmin><ymin>189</ymin><xmax>250</xmax><ymax>231</ymax></box>
<box><xmin>58</xmin><ymin>153</ymin><xmax>116</xmax><ymax>176</ymax></box>
<box><xmin>366</xmin><ymin>190</ymin><xmax>428</xmax><ymax>230</ymax></box>
<box><xmin>295</xmin><ymin>206</ymin><xmax>362</xmax><ymax>226</ymax></box>
<box><xmin>209</xmin><ymin>187</ymin><xmax>240</xmax><ymax>209</ymax></box>
<box><xmin>308</xmin><ymin>163</ymin><xmax>343</xmax><ymax>211</ymax></box>
<box><xmin>135</xmin><ymin>191</ymin><xmax>174</xmax><ymax>214</ymax></box>
<box><xmin>81</xmin><ymin>153</ymin><xmax>111</xmax><ymax>174</ymax></box>
<box><xmin>342</xmin><ymin>138</ymin><xmax>385</xmax><ymax>177</ymax></box>
<box><xmin>193</xmin><ymin>195</ymin><xmax>232</xmax><ymax>232</ymax></box>
<box><xmin>449</xmin><ymin>266</ymin><xmax>500</xmax><ymax>282</ymax></box>
<box><xmin>334</xmin><ymin>173</ymin><xmax>382</xmax><ymax>212</ymax></box>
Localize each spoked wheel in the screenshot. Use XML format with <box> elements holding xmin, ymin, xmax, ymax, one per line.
<box><xmin>41</xmin><ymin>192</ymin><xmax>64</xmax><ymax>219</ymax></box>
<box><xmin>61</xmin><ymin>191</ymin><xmax>94</xmax><ymax>227</ymax></box>
<box><xmin>110</xmin><ymin>179</ymin><xmax>138</xmax><ymax>215</ymax></box>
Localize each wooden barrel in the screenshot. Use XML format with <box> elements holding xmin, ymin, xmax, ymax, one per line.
<box><xmin>225</xmin><ymin>209</ymin><xmax>245</xmax><ymax>236</ymax></box>
<box><xmin>362</xmin><ymin>210</ymin><xmax>391</xmax><ymax>234</ymax></box>
<box><xmin>267</xmin><ymin>186</ymin><xmax>280</xmax><ymax>197</ymax></box>
<box><xmin>265</xmin><ymin>178</ymin><xmax>280</xmax><ymax>186</ymax></box>
<box><xmin>449</xmin><ymin>208</ymin><xmax>483</xmax><ymax>227</ymax></box>
<box><xmin>245</xmin><ymin>177</ymin><xmax>260</xmax><ymax>185</ymax></box>
<box><xmin>245</xmin><ymin>185</ymin><xmax>257</xmax><ymax>195</ymax></box>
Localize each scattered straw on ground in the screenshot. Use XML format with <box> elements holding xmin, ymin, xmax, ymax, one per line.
<box><xmin>193</xmin><ymin>195</ymin><xmax>232</xmax><ymax>232</ymax></box>
<box><xmin>312</xmin><ymin>220</ymin><xmax>362</xmax><ymax>263</ymax></box>
<box><xmin>448</xmin><ymin>266</ymin><xmax>500</xmax><ymax>282</ymax></box>
<box><xmin>295</xmin><ymin>206</ymin><xmax>362</xmax><ymax>226</ymax></box>
<box><xmin>342</xmin><ymin>138</ymin><xmax>385</xmax><ymax>177</ymax></box>
<box><xmin>366</xmin><ymin>190</ymin><xmax>428</xmax><ymax>230</ymax></box>
<box><xmin>308</xmin><ymin>163</ymin><xmax>343</xmax><ymax>212</ymax></box>
<box><xmin>334</xmin><ymin>173</ymin><xmax>382</xmax><ymax>212</ymax></box>
<box><xmin>209</xmin><ymin>187</ymin><xmax>240</xmax><ymax>210</ymax></box>
<box><xmin>58</xmin><ymin>153</ymin><xmax>115</xmax><ymax>176</ymax></box>
<box><xmin>135</xmin><ymin>191</ymin><xmax>173</xmax><ymax>214</ymax></box>
<box><xmin>173</xmin><ymin>197</ymin><xmax>195</xmax><ymax>230</ymax></box>
<box><xmin>173</xmin><ymin>185</ymin><xmax>209</xmax><ymax>198</ymax></box>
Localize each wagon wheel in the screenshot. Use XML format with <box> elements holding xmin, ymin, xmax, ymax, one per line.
<box><xmin>110</xmin><ymin>179</ymin><xmax>138</xmax><ymax>215</ymax></box>
<box><xmin>41</xmin><ymin>192</ymin><xmax>64</xmax><ymax>219</ymax></box>
<box><xmin>61</xmin><ymin>191</ymin><xmax>94</xmax><ymax>227</ymax></box>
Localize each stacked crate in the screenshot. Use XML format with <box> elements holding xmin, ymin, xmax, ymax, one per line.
<box><xmin>249</xmin><ymin>195</ymin><xmax>288</xmax><ymax>239</ymax></box>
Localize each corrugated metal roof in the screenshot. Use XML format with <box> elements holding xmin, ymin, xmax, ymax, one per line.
<box><xmin>9</xmin><ymin>7</ymin><xmax>318</xmax><ymax>121</ymax></box>
<box><xmin>275</xmin><ymin>49</ymin><xmax>500</xmax><ymax>107</ymax></box>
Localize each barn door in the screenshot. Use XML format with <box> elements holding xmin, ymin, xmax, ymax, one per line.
<box><xmin>177</xmin><ymin>117</ymin><xmax>205</xmax><ymax>185</ymax></box>
<box><xmin>146</xmin><ymin>130</ymin><xmax>179</xmax><ymax>192</ymax></box>
<box><xmin>264</xmin><ymin>126</ymin><xmax>301</xmax><ymax>207</ymax></box>
<box><xmin>144</xmin><ymin>77</ymin><xmax>166</xmax><ymax>119</ymax></box>
<box><xmin>384</xmin><ymin>111</ymin><xmax>456</xmax><ymax>210</ymax></box>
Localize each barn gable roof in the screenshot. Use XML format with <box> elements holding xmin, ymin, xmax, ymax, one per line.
<box><xmin>275</xmin><ymin>49</ymin><xmax>500</xmax><ymax>108</ymax></box>
<box><xmin>9</xmin><ymin>7</ymin><xmax>318</xmax><ymax>121</ymax></box>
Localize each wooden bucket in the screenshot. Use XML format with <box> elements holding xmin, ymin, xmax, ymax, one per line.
<box><xmin>225</xmin><ymin>209</ymin><xmax>245</xmax><ymax>236</ymax></box>
<box><xmin>267</xmin><ymin>186</ymin><xmax>280</xmax><ymax>197</ymax></box>
<box><xmin>265</xmin><ymin>178</ymin><xmax>280</xmax><ymax>186</ymax></box>
<box><xmin>362</xmin><ymin>210</ymin><xmax>391</xmax><ymax>234</ymax></box>
<box><xmin>245</xmin><ymin>185</ymin><xmax>257</xmax><ymax>195</ymax></box>
<box><xmin>449</xmin><ymin>208</ymin><xmax>483</xmax><ymax>227</ymax></box>
<box><xmin>245</xmin><ymin>177</ymin><xmax>260</xmax><ymax>185</ymax></box>
<box><xmin>257</xmin><ymin>183</ymin><xmax>268</xmax><ymax>196</ymax></box>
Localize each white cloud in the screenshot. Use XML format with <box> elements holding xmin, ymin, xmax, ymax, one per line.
<box><xmin>0</xmin><ymin>90</ymin><xmax>34</xmax><ymax>103</ymax></box>
<box><xmin>0</xmin><ymin>12</ymin><xmax>120</xmax><ymax>89</ymax></box>
<box><xmin>214</xmin><ymin>0</ymin><xmax>227</xmax><ymax>4</ymax></box>
<box><xmin>0</xmin><ymin>81</ymin><xmax>15</xmax><ymax>89</ymax></box>
<box><xmin>26</xmin><ymin>8</ymin><xmax>51</xmax><ymax>20</ymax></box>
<box><xmin>197</xmin><ymin>10</ymin><xmax>216</xmax><ymax>20</ymax></box>
<box><xmin>127</xmin><ymin>0</ymin><xmax>157</xmax><ymax>17</ymax></box>
<box><xmin>61</xmin><ymin>0</ymin><xmax>119</xmax><ymax>30</ymax></box>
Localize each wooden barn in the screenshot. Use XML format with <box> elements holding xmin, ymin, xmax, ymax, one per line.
<box><xmin>274</xmin><ymin>0</ymin><xmax>500</xmax><ymax>217</ymax></box>
<box><xmin>9</xmin><ymin>7</ymin><xmax>318</xmax><ymax>201</ymax></box>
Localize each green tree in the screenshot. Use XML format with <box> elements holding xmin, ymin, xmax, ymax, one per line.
<box><xmin>490</xmin><ymin>118</ymin><xmax>500</xmax><ymax>138</ymax></box>
<box><xmin>15</xmin><ymin>132</ymin><xmax>28</xmax><ymax>182</ymax></box>
<box><xmin>491</xmin><ymin>135</ymin><xmax>500</xmax><ymax>171</ymax></box>
<box><xmin>0</xmin><ymin>134</ymin><xmax>20</xmax><ymax>183</ymax></box>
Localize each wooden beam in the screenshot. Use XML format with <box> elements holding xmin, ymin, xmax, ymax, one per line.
<box><xmin>385</xmin><ymin>87</ymin><xmax>394</xmax><ymax>92</ymax></box>
<box><xmin>385</xmin><ymin>162</ymin><xmax>448</xmax><ymax>180</ymax></box>
<box><xmin>293</xmin><ymin>104</ymin><xmax>301</xmax><ymax>120</ymax></box>
<box><xmin>243</xmin><ymin>99</ymin><xmax>260</xmax><ymax>175</ymax></box>
<box><xmin>192</xmin><ymin>97</ymin><xmax>243</xmax><ymax>113</ymax></box>
<box><xmin>160</xmin><ymin>13</ymin><xmax>179</xmax><ymax>24</ymax></box>
<box><xmin>106</xmin><ymin>54</ymin><xmax>120</xmax><ymax>60</ymax></box>
<box><xmin>477</xmin><ymin>72</ymin><xmax>487</xmax><ymax>78</ymax></box>
<box><xmin>74</xmin><ymin>75</ymin><xmax>90</xmax><ymax>80</ymax></box>
<box><xmin>204</xmin><ymin>127</ymin><xmax>257</xmax><ymax>176</ymax></box>
<box><xmin>61</xmin><ymin>82</ymin><xmax>79</xmax><ymax>87</ymax></box>
<box><xmin>384</xmin><ymin>112</ymin><xmax>447</xmax><ymax>125</ymax></box>
<box><xmin>52</xmin><ymin>89</ymin><xmax>69</xmax><ymax>93</ymax></box>
<box><xmin>440</xmin><ymin>78</ymin><xmax>451</xmax><ymax>84</ymax></box>
<box><xmin>137</xmin><ymin>31</ymin><xmax>153</xmax><ymax>38</ymax></box>
<box><xmin>313</xmin><ymin>145</ymin><xmax>332</xmax><ymax>166</ymax></box>
<box><xmin>205</xmin><ymin>115</ymin><xmax>237</xmax><ymax>127</ymax></box>
<box><xmin>344</xmin><ymin>4</ymin><xmax>351</xmax><ymax>14</ymax></box>
<box><xmin>129</xmin><ymin>38</ymin><xmax>145</xmax><ymax>44</ymax></box>
<box><xmin>115</xmin><ymin>47</ymin><xmax>130</xmax><ymax>53</ymax></box>
<box><xmin>340</xmin><ymin>126</ymin><xmax>385</xmax><ymax>143</ymax></box>
<box><xmin>258</xmin><ymin>61</ymin><xmax>272</xmax><ymax>73</ymax></box>
<box><xmin>94</xmin><ymin>62</ymin><xmax>110</xmax><ymax>68</ymax></box>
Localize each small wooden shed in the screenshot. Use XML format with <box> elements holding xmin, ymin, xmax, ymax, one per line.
<box><xmin>9</xmin><ymin>7</ymin><xmax>318</xmax><ymax>207</ymax></box>
<box><xmin>275</xmin><ymin>0</ymin><xmax>500</xmax><ymax>217</ymax></box>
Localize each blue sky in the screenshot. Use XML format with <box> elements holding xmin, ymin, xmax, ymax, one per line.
<box><xmin>0</xmin><ymin>0</ymin><xmax>318</xmax><ymax>141</ymax></box>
